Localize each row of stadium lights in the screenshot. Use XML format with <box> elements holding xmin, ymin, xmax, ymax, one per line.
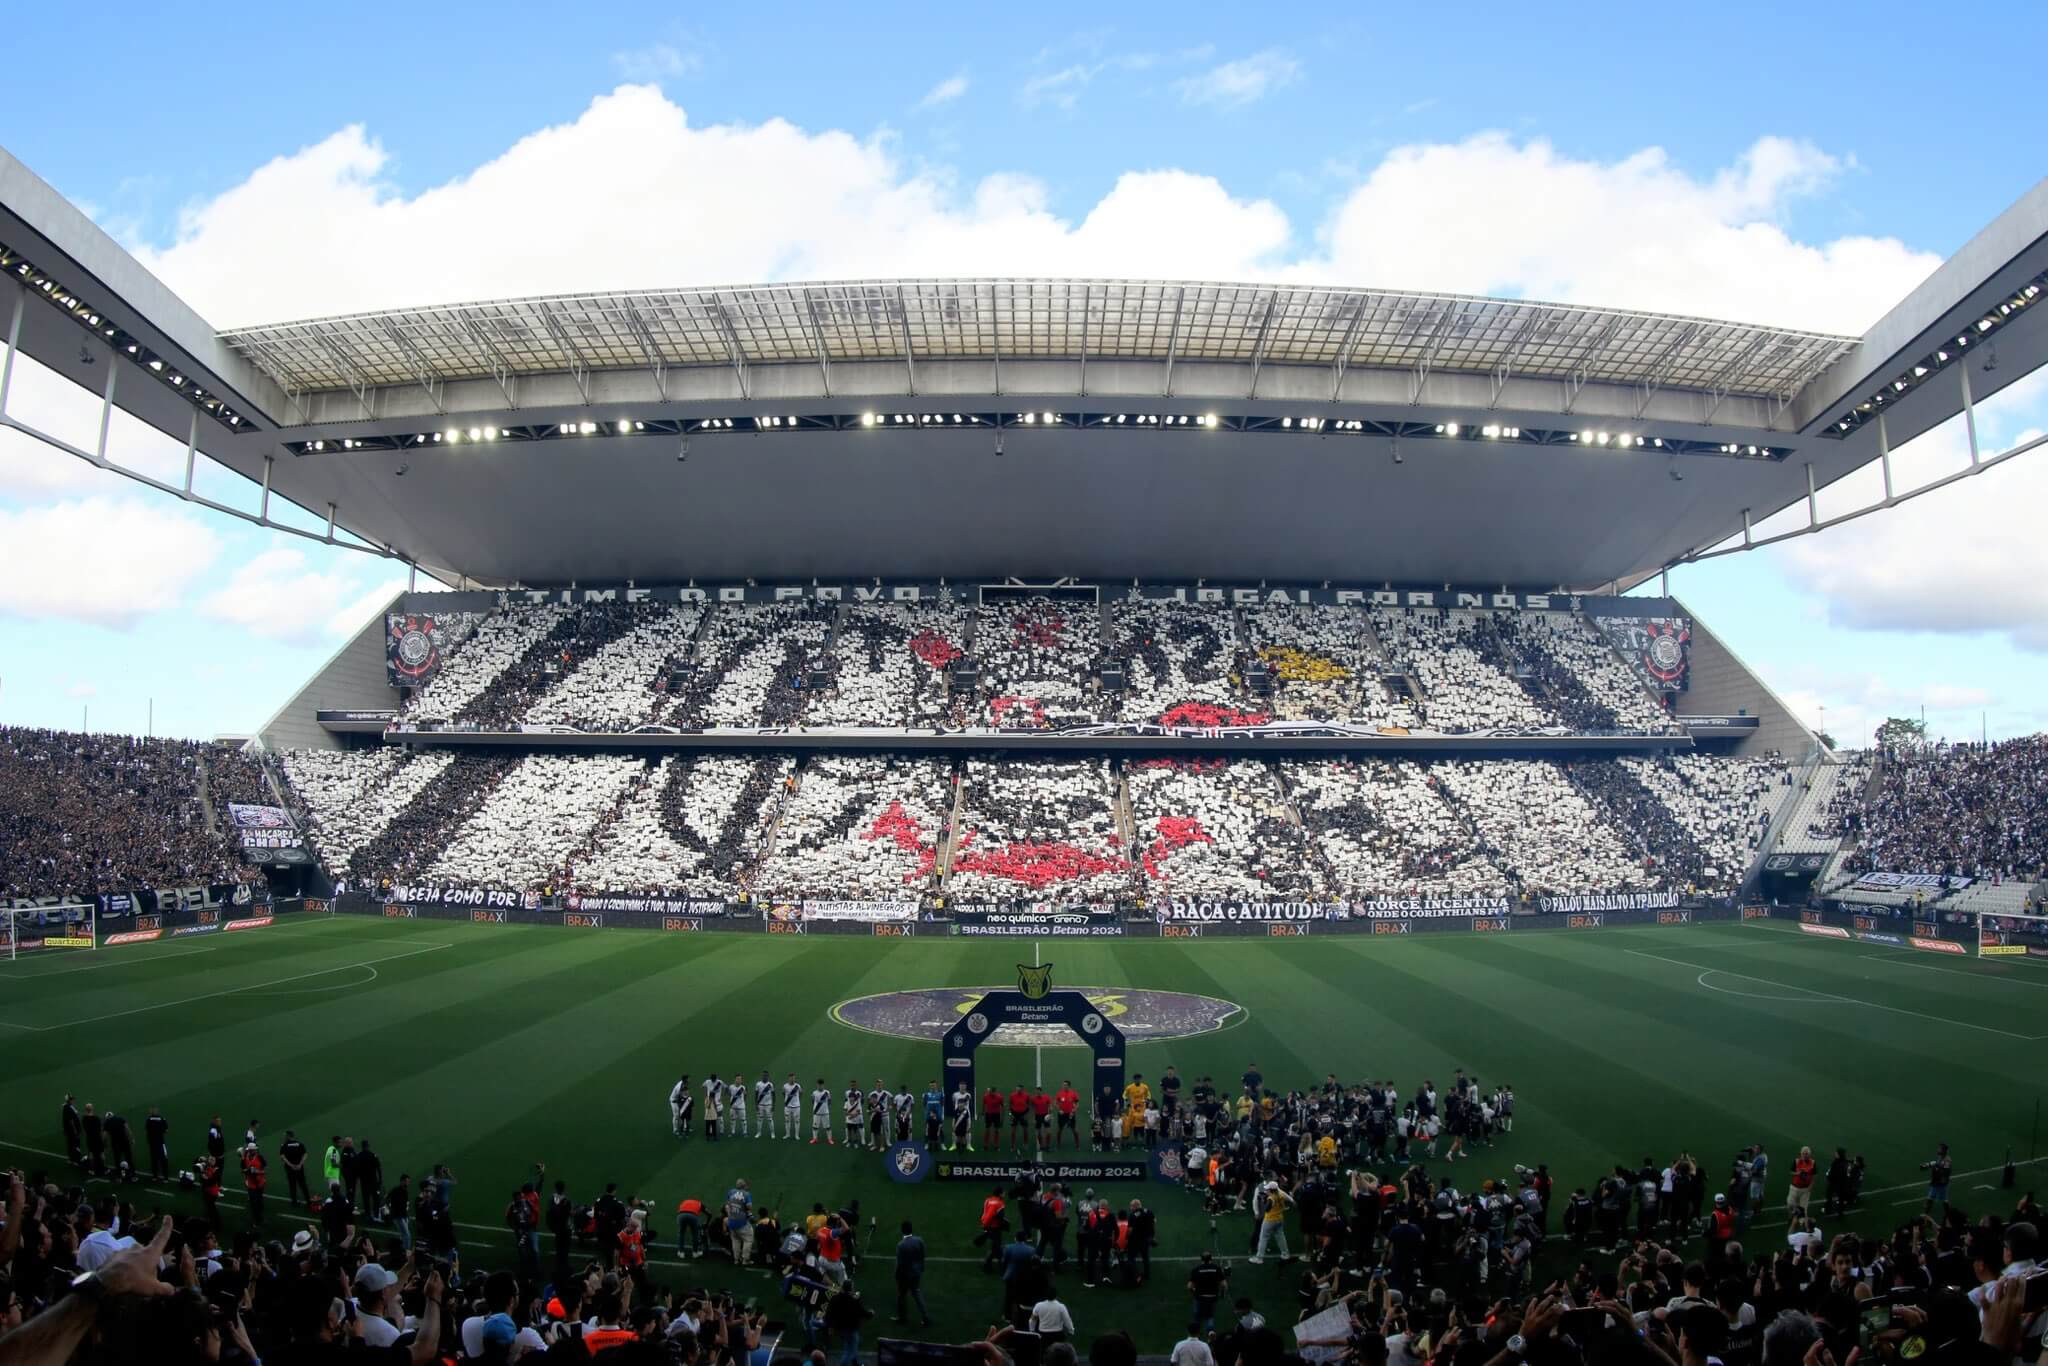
<box><xmin>294</xmin><ymin>413</ymin><xmax>1776</xmax><ymax>459</ymax></box>
<box><xmin>1826</xmin><ymin>276</ymin><xmax>2042</xmax><ymax>439</ymax></box>
<box><xmin>0</xmin><ymin>242</ymin><xmax>249</xmax><ymax>431</ymax></box>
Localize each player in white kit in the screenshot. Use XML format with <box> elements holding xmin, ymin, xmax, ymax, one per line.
<box><xmin>810</xmin><ymin>1079</ymin><xmax>834</xmax><ymax>1144</ymax></box>
<box><xmin>782</xmin><ymin>1074</ymin><xmax>802</xmax><ymax>1141</ymax></box>
<box><xmin>727</xmin><ymin>1074</ymin><xmax>750</xmax><ymax>1137</ymax></box>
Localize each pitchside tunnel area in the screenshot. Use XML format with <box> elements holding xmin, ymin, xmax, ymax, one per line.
<box><xmin>4</xmin><ymin>911</ymin><xmax>2045</xmax><ymax>1340</ymax></box>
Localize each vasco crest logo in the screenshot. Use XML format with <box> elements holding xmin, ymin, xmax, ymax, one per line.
<box><xmin>1016</xmin><ymin>963</ymin><xmax>1054</xmax><ymax>999</ymax></box>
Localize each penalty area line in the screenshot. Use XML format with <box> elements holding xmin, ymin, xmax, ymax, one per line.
<box><xmin>1623</xmin><ymin>948</ymin><xmax>2031</xmax><ymax>1040</ymax></box>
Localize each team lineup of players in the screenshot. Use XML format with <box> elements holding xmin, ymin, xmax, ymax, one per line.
<box><xmin>664</xmin><ymin>1071</ymin><xmax>1091</xmax><ymax>1151</ymax></box>
<box><xmin>662</xmin><ymin>1064</ymin><xmax>1519</xmax><ymax>1157</ymax></box>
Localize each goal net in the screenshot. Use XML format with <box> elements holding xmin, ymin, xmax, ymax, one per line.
<box><xmin>4</xmin><ymin>903</ymin><xmax>98</xmax><ymax>961</ymax></box>
<box><xmin>1977</xmin><ymin>910</ymin><xmax>2048</xmax><ymax>961</ymax></box>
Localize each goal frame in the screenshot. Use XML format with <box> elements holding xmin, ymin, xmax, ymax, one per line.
<box><xmin>1976</xmin><ymin>909</ymin><xmax>2048</xmax><ymax>961</ymax></box>
<box><xmin>3</xmin><ymin>903</ymin><xmax>98</xmax><ymax>961</ymax></box>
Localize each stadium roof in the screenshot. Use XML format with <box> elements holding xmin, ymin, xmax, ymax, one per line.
<box><xmin>3</xmin><ymin>142</ymin><xmax>2044</xmax><ymax>592</ymax></box>
<box><xmin>217</xmin><ymin>280</ymin><xmax>1855</xmax><ymax>410</ymax></box>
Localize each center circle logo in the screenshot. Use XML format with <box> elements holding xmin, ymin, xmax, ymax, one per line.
<box><xmin>832</xmin><ymin>987</ymin><xmax>1244</xmax><ymax>1045</ymax></box>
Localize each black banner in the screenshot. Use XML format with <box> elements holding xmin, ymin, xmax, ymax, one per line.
<box><xmin>567</xmin><ymin>893</ymin><xmax>734</xmax><ymax>916</ymax></box>
<box><xmin>402</xmin><ymin>582</ymin><xmax>1678</xmax><ymax>616</ymax></box>
<box><xmin>1354</xmin><ymin>895</ymin><xmax>1512</xmax><ymax>919</ymax></box>
<box><xmin>1536</xmin><ymin>890</ymin><xmax>1682</xmax><ymax>914</ymax></box>
<box><xmin>930</xmin><ymin>1159</ymin><xmax>1149</xmax><ymax>1183</ymax></box>
<box><xmin>1162</xmin><ymin>900</ymin><xmax>1332</xmax><ymax>922</ymax></box>
<box><xmin>385</xmin><ymin>885</ymin><xmax>532</xmax><ymax>909</ymax></box>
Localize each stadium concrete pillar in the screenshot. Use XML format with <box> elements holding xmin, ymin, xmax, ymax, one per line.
<box><xmin>259</xmin><ymin>456</ymin><xmax>273</xmax><ymax>524</ymax></box>
<box><xmin>1805</xmin><ymin>464</ymin><xmax>1818</xmax><ymax>529</ymax></box>
<box><xmin>182</xmin><ymin>410</ymin><xmax>198</xmax><ymax>500</ymax></box>
<box><xmin>0</xmin><ymin>287</ymin><xmax>21</xmax><ymax>415</ymax></box>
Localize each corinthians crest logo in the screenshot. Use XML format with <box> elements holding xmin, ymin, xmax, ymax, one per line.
<box><xmin>1016</xmin><ymin>963</ymin><xmax>1054</xmax><ymax>999</ymax></box>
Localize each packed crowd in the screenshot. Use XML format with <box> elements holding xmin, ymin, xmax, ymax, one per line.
<box><xmin>1126</xmin><ymin>761</ymin><xmax>1316</xmax><ymax>898</ymax></box>
<box><xmin>1842</xmin><ymin>738</ymin><xmax>2048</xmax><ymax>883</ymax></box>
<box><xmin>752</xmin><ymin>757</ymin><xmax>952</xmax><ymax>901</ymax></box>
<box><xmin>666</xmin><ymin>604</ymin><xmax>836</xmax><ymax>729</ymax></box>
<box><xmin>1110</xmin><ymin>601</ymin><xmax>1246</xmax><ymax>726</ymax></box>
<box><xmin>946</xmin><ymin>759</ymin><xmax>1131</xmax><ymax>902</ymax></box>
<box><xmin>526</xmin><ymin>607</ymin><xmax>706</xmax><ymax>733</ymax></box>
<box><xmin>1566</xmin><ymin>759</ymin><xmax>1760</xmax><ymax>895</ymax></box>
<box><xmin>1292</xmin><ymin>760</ymin><xmax>1505</xmax><ymax>899</ymax></box>
<box><xmin>0</xmin><ymin>729</ymin><xmax>243</xmax><ymax>898</ymax></box>
<box><xmin>271</xmin><ymin>750</ymin><xmax>1820</xmax><ymax>903</ymax></box>
<box><xmin>380</xmin><ymin>598</ymin><xmax>1681</xmax><ymax>737</ymax></box>
<box><xmin>804</xmin><ymin>604</ymin><xmax>967</xmax><ymax>729</ymax></box>
<box><xmin>570</xmin><ymin>756</ymin><xmax>791</xmax><ymax>900</ymax></box>
<box><xmin>340</xmin><ymin>754</ymin><xmax>518</xmax><ymax>889</ymax></box>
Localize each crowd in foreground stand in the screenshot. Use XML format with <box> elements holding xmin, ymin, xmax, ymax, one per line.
<box><xmin>10</xmin><ymin>1060</ymin><xmax>2045</xmax><ymax>1366</ymax></box>
<box><xmin>0</xmin><ymin>729</ymin><xmax>243</xmax><ymax>899</ymax></box>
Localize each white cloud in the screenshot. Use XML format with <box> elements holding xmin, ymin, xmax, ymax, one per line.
<box><xmin>196</xmin><ymin>546</ymin><xmax>404</xmax><ymax>646</ymax></box>
<box><xmin>0</xmin><ymin>354</ymin><xmax>193</xmax><ymax>497</ymax></box>
<box><xmin>130</xmin><ymin>92</ymin><xmax>1940</xmax><ymax>342</ymax></box>
<box><xmin>1176</xmin><ymin>50</ymin><xmax>1302</xmax><ymax>108</ymax></box>
<box><xmin>917</xmin><ymin>73</ymin><xmax>969</xmax><ymax>110</ymax></box>
<box><xmin>1019</xmin><ymin>64</ymin><xmax>1096</xmax><ymax>110</ymax></box>
<box><xmin>1306</xmin><ymin>133</ymin><xmax>1937</xmax><ymax>331</ymax></box>
<box><xmin>326</xmin><ymin>576</ymin><xmax>408</xmax><ymax>639</ymax></box>
<box><xmin>1779</xmin><ymin>675</ymin><xmax>1999</xmax><ymax>750</ymax></box>
<box><xmin>65</xmin><ymin>681</ymin><xmax>98</xmax><ymax>701</ymax></box>
<box><xmin>136</xmin><ymin>87</ymin><xmax>1297</xmax><ymax>321</ymax></box>
<box><xmin>1777</xmin><ymin>430</ymin><xmax>2048</xmax><ymax>652</ymax></box>
<box><xmin>1772</xmin><ymin>368</ymin><xmax>2048</xmax><ymax>652</ymax></box>
<box><xmin>612</xmin><ymin>42</ymin><xmax>700</xmax><ymax>82</ymax></box>
<box><xmin>0</xmin><ymin>498</ymin><xmax>220</xmax><ymax>629</ymax></box>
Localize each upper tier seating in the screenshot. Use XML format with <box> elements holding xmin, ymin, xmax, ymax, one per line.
<box><xmin>805</xmin><ymin>602</ymin><xmax>968</xmax><ymax>728</ymax></box>
<box><xmin>1372</xmin><ymin>609</ymin><xmax>1556</xmax><ymax>733</ymax></box>
<box><xmin>664</xmin><ymin>602</ymin><xmax>835</xmax><ymax>728</ymax></box>
<box><xmin>1108</xmin><ymin>600</ymin><xmax>1248</xmax><ymax>725</ymax></box>
<box><xmin>973</xmin><ymin>597</ymin><xmax>1102</xmax><ymax>729</ymax></box>
<box><xmin>523</xmin><ymin>605</ymin><xmax>705</xmax><ymax>731</ymax></box>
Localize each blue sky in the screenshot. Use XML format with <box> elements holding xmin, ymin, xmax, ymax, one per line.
<box><xmin>1</xmin><ymin>0</ymin><xmax>2044</xmax><ymax>745</ymax></box>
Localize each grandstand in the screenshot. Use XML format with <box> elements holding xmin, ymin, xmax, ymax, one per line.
<box><xmin>1</xmin><ymin>143</ymin><xmax>2044</xmax><ymax>917</ymax></box>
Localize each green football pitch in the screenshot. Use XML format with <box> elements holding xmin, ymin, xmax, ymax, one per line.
<box><xmin>4</xmin><ymin>914</ymin><xmax>2045</xmax><ymax>1349</ymax></box>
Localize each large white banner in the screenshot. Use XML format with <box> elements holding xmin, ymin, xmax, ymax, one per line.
<box><xmin>803</xmin><ymin>899</ymin><xmax>917</xmax><ymax>923</ymax></box>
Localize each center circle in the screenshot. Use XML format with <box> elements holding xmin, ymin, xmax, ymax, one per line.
<box><xmin>832</xmin><ymin>986</ymin><xmax>1244</xmax><ymax>1046</ymax></box>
